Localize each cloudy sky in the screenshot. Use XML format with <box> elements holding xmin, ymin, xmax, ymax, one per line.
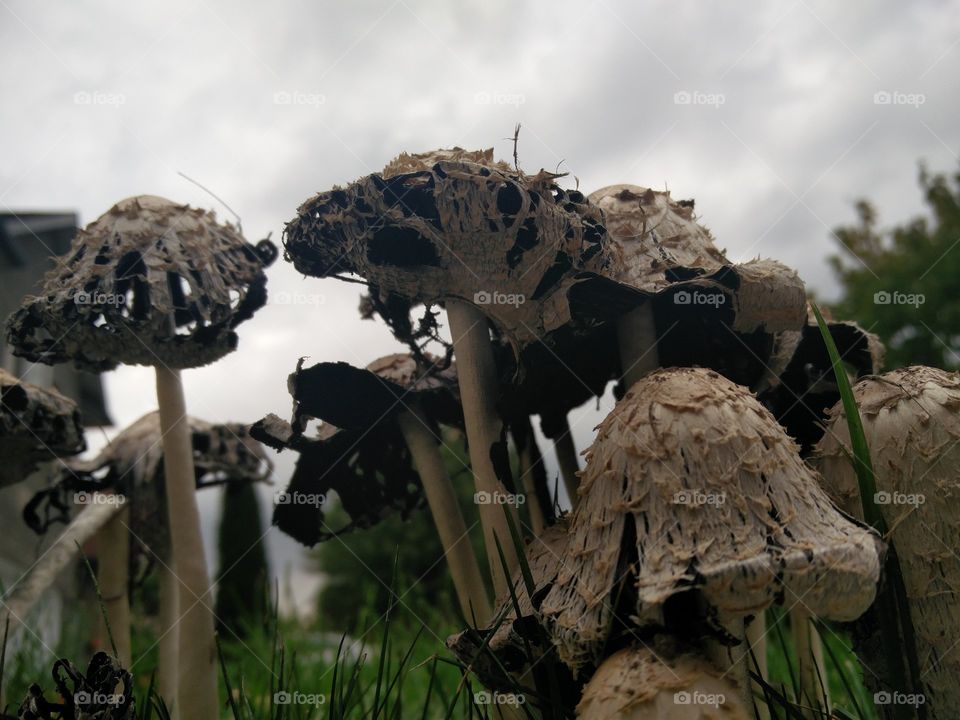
<box><xmin>2</xmin><ymin>0</ymin><xmax>958</xmax><ymax>615</ymax></box>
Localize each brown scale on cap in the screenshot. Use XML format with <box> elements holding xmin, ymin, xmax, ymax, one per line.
<box><xmin>539</xmin><ymin>367</ymin><xmax>882</xmax><ymax>673</ymax></box>
<box><xmin>0</xmin><ymin>368</ymin><xmax>85</xmax><ymax>487</ymax></box>
<box><xmin>815</xmin><ymin>366</ymin><xmax>960</xmax><ymax>715</ymax></box>
<box><xmin>6</xmin><ymin>195</ymin><xmax>276</xmax><ymax>372</ymax></box>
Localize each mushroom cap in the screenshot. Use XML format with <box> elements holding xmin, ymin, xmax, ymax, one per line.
<box><xmin>576</xmin><ymin>644</ymin><xmax>750</xmax><ymax>720</ymax></box>
<box><xmin>815</xmin><ymin>366</ymin><xmax>960</xmax><ymax>707</ymax></box>
<box><xmin>284</xmin><ymin>149</ymin><xmax>617</xmax><ymax>351</ymax></box>
<box><xmin>541</xmin><ymin>367</ymin><xmax>882</xmax><ymax>671</ymax></box>
<box><xmin>0</xmin><ymin>368</ymin><xmax>85</xmax><ymax>487</ymax></box>
<box><xmin>6</xmin><ymin>195</ymin><xmax>275</xmax><ymax>372</ymax></box>
<box><xmin>288</xmin><ymin>353</ymin><xmax>461</xmax><ymax>432</ymax></box>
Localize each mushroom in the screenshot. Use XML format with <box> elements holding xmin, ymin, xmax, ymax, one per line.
<box><xmin>575</xmin><ymin>643</ymin><xmax>751</xmax><ymax>720</ymax></box>
<box><xmin>0</xmin><ymin>367</ymin><xmax>85</xmax><ymax>487</ymax></box>
<box><xmin>538</xmin><ymin>367</ymin><xmax>882</xmax><ymax>710</ymax></box>
<box><xmin>6</xmin><ymin>195</ymin><xmax>276</xmax><ymax>720</ymax></box>
<box><xmin>285</xmin><ymin>148</ymin><xmax>619</xmax><ymax>594</ymax></box>
<box><xmin>254</xmin><ymin>353</ymin><xmax>491</xmax><ymax>620</ymax></box>
<box><xmin>21</xmin><ymin>411</ymin><xmax>270</xmax><ymax>714</ymax></box>
<box><xmin>17</xmin><ymin>651</ymin><xmax>134</xmax><ymax>720</ymax></box>
<box><xmin>815</xmin><ymin>366</ymin><xmax>960</xmax><ymax>717</ymax></box>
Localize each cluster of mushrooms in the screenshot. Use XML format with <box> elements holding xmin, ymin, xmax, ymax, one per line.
<box><xmin>2</xmin><ymin>147</ymin><xmax>958</xmax><ymax>719</ymax></box>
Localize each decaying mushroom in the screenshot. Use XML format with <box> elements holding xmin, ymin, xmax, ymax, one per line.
<box><xmin>5</xmin><ymin>195</ymin><xmax>276</xmax><ymax>720</ymax></box>
<box><xmin>17</xmin><ymin>651</ymin><xmax>134</xmax><ymax>720</ymax></box>
<box><xmin>21</xmin><ymin>411</ymin><xmax>270</xmax><ymax>713</ymax></box>
<box><xmin>575</xmin><ymin>644</ymin><xmax>751</xmax><ymax>720</ymax></box>
<box><xmin>254</xmin><ymin>353</ymin><xmax>492</xmax><ymax>619</ymax></box>
<box><xmin>815</xmin><ymin>366</ymin><xmax>960</xmax><ymax>717</ymax></box>
<box><xmin>539</xmin><ymin>367</ymin><xmax>882</xmax><ymax>708</ymax></box>
<box><xmin>285</xmin><ymin>148</ymin><xmax>621</xmax><ymax>594</ymax></box>
<box><xmin>0</xmin><ymin>368</ymin><xmax>85</xmax><ymax>487</ymax></box>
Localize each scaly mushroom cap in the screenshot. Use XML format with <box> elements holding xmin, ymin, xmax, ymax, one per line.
<box><xmin>576</xmin><ymin>185</ymin><xmax>807</xmax><ymax>389</ymax></box>
<box><xmin>6</xmin><ymin>195</ymin><xmax>276</xmax><ymax>372</ymax></box>
<box><xmin>0</xmin><ymin>368</ymin><xmax>85</xmax><ymax>487</ymax></box>
<box><xmin>815</xmin><ymin>366</ymin><xmax>960</xmax><ymax>710</ymax></box>
<box><xmin>284</xmin><ymin>149</ymin><xmax>617</xmax><ymax>352</ymax></box>
<box><xmin>23</xmin><ymin>412</ymin><xmax>270</xmax><ymax>570</ymax></box>
<box><xmin>541</xmin><ymin>367</ymin><xmax>882</xmax><ymax>672</ymax></box>
<box><xmin>576</xmin><ymin>644</ymin><xmax>750</xmax><ymax>720</ymax></box>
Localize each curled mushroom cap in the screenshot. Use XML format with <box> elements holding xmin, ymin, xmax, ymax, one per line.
<box><xmin>0</xmin><ymin>368</ymin><xmax>85</xmax><ymax>487</ymax></box>
<box><xmin>576</xmin><ymin>644</ymin><xmax>750</xmax><ymax>720</ymax></box>
<box><xmin>815</xmin><ymin>366</ymin><xmax>960</xmax><ymax>709</ymax></box>
<box><xmin>6</xmin><ymin>195</ymin><xmax>276</xmax><ymax>372</ymax></box>
<box><xmin>284</xmin><ymin>148</ymin><xmax>616</xmax><ymax>352</ymax></box>
<box><xmin>540</xmin><ymin>367</ymin><xmax>882</xmax><ymax>672</ymax></box>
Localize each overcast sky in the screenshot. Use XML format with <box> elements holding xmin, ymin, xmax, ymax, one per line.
<box><xmin>2</xmin><ymin>0</ymin><xmax>958</xmax><ymax>616</ymax></box>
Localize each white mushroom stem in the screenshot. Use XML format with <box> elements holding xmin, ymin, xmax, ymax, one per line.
<box><xmin>703</xmin><ymin>622</ymin><xmax>755</xmax><ymax>717</ymax></box>
<box><xmin>96</xmin><ymin>503</ymin><xmax>131</xmax><ymax>666</ymax></box>
<box><xmin>158</xmin><ymin>557</ymin><xmax>181</xmax><ymax>720</ymax></box>
<box><xmin>155</xmin><ymin>367</ymin><xmax>218</xmax><ymax>720</ymax></box>
<box><xmin>445</xmin><ymin>299</ymin><xmax>519</xmax><ymax>599</ymax></box>
<box><xmin>792</xmin><ymin>606</ymin><xmax>828</xmax><ymax>717</ymax></box>
<box><xmin>0</xmin><ymin>500</ymin><xmax>121</xmax><ymax>635</ymax></box>
<box><xmin>745</xmin><ymin>614</ymin><xmax>770</xmax><ymax>720</ymax></box>
<box><xmin>516</xmin><ymin>437</ymin><xmax>546</xmax><ymax>535</ymax></box>
<box><xmin>552</xmin><ymin>419</ymin><xmax>581</xmax><ymax>508</ymax></box>
<box><xmin>617</xmin><ymin>303</ymin><xmax>659</xmax><ymax>390</ymax></box>
<box><xmin>396</xmin><ymin>405</ymin><xmax>492</xmax><ymax>622</ymax></box>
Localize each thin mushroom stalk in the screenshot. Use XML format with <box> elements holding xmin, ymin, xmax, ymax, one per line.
<box><xmin>96</xmin><ymin>501</ymin><xmax>132</xmax><ymax>666</ymax></box>
<box><xmin>542</xmin><ymin>414</ymin><xmax>581</xmax><ymax>508</ymax></box>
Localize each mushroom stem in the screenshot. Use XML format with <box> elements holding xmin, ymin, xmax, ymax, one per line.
<box><xmin>703</xmin><ymin>623</ymin><xmax>755</xmax><ymax>717</ymax></box>
<box><xmin>0</xmin><ymin>500</ymin><xmax>121</xmax><ymax>635</ymax></box>
<box><xmin>745</xmin><ymin>614</ymin><xmax>770</xmax><ymax>720</ymax></box>
<box><xmin>158</xmin><ymin>557</ymin><xmax>180</xmax><ymax>720</ymax></box>
<box><xmin>445</xmin><ymin>299</ymin><xmax>520</xmax><ymax>598</ymax></box>
<box><xmin>792</xmin><ymin>606</ymin><xmax>828</xmax><ymax>717</ymax></box>
<box><xmin>396</xmin><ymin>405</ymin><xmax>492</xmax><ymax>622</ymax></box>
<box><xmin>155</xmin><ymin>366</ymin><xmax>218</xmax><ymax>720</ymax></box>
<box><xmin>617</xmin><ymin>303</ymin><xmax>659</xmax><ymax>390</ymax></box>
<box><xmin>552</xmin><ymin>419</ymin><xmax>580</xmax><ymax>508</ymax></box>
<box><xmin>516</xmin><ymin>438</ymin><xmax>545</xmax><ymax>536</ymax></box>
<box><xmin>96</xmin><ymin>503</ymin><xmax>131</xmax><ymax>666</ymax></box>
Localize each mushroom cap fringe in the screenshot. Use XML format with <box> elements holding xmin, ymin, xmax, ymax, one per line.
<box><xmin>6</xmin><ymin>195</ymin><xmax>275</xmax><ymax>372</ymax></box>
<box><xmin>541</xmin><ymin>367</ymin><xmax>882</xmax><ymax>672</ymax></box>
<box><xmin>0</xmin><ymin>368</ymin><xmax>85</xmax><ymax>487</ymax></box>
<box><xmin>815</xmin><ymin>366</ymin><xmax>960</xmax><ymax>712</ymax></box>
<box><xmin>576</xmin><ymin>643</ymin><xmax>751</xmax><ymax>719</ymax></box>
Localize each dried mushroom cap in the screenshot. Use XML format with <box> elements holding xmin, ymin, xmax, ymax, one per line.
<box><xmin>251</xmin><ymin>412</ymin><xmax>424</xmax><ymax>546</ymax></box>
<box><xmin>815</xmin><ymin>366</ymin><xmax>960</xmax><ymax>709</ymax></box>
<box><xmin>541</xmin><ymin>367</ymin><xmax>882</xmax><ymax>672</ymax></box>
<box><xmin>6</xmin><ymin>195</ymin><xmax>276</xmax><ymax>372</ymax></box>
<box><xmin>0</xmin><ymin>368</ymin><xmax>85</xmax><ymax>487</ymax></box>
<box><xmin>576</xmin><ymin>644</ymin><xmax>750</xmax><ymax>720</ymax></box>
<box><xmin>289</xmin><ymin>353</ymin><xmax>461</xmax><ymax>432</ymax></box>
<box><xmin>382</xmin><ymin>147</ymin><xmax>513</xmax><ymax>177</ymax></box>
<box><xmin>284</xmin><ymin>148</ymin><xmax>617</xmax><ymax>352</ymax></box>
<box><xmin>18</xmin><ymin>651</ymin><xmax>134</xmax><ymax>720</ymax></box>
